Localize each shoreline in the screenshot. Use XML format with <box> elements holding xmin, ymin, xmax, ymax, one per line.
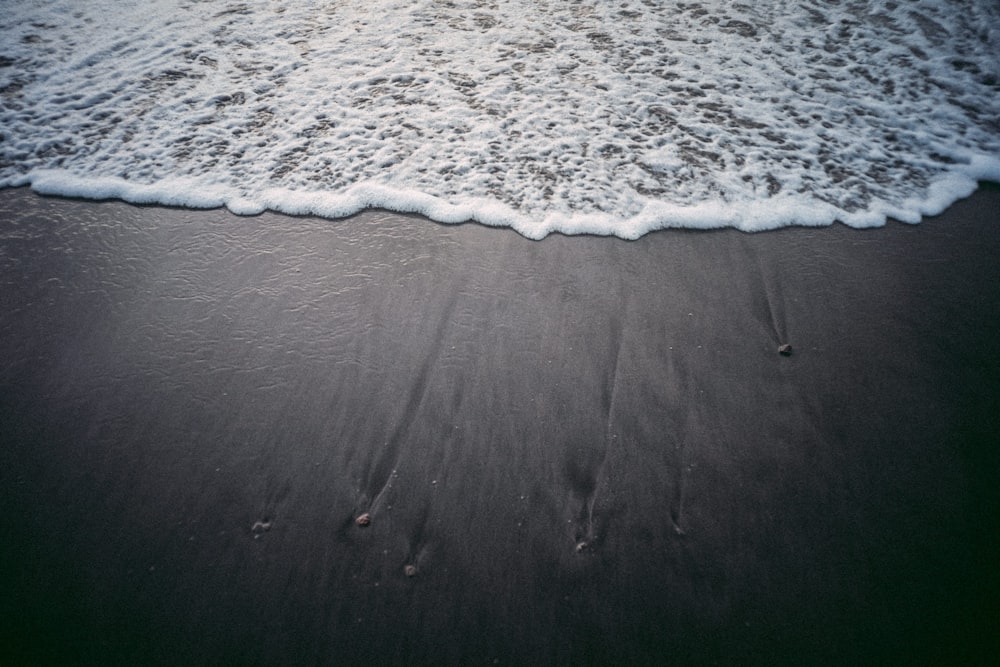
<box><xmin>1</xmin><ymin>184</ymin><xmax>998</xmax><ymax>664</ymax></box>
<box><xmin>13</xmin><ymin>173</ymin><xmax>1000</xmax><ymax>239</ymax></box>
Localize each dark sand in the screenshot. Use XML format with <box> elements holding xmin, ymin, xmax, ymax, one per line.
<box><xmin>1</xmin><ymin>185</ymin><xmax>998</xmax><ymax>665</ymax></box>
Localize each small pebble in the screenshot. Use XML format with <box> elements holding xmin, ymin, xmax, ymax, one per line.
<box><xmin>404</xmin><ymin>564</ymin><xmax>418</xmax><ymax>577</ymax></box>
<box><xmin>355</xmin><ymin>513</ymin><xmax>371</xmax><ymax>527</ymax></box>
<box><xmin>778</xmin><ymin>343</ymin><xmax>793</xmax><ymax>356</ymax></box>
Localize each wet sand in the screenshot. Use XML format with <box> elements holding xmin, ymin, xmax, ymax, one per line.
<box><xmin>1</xmin><ymin>185</ymin><xmax>998</xmax><ymax>665</ymax></box>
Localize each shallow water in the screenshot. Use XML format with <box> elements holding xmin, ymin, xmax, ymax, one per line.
<box><xmin>1</xmin><ymin>0</ymin><xmax>999</xmax><ymax>236</ymax></box>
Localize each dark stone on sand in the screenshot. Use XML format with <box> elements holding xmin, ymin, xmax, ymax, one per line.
<box><xmin>403</xmin><ymin>564</ymin><xmax>418</xmax><ymax>577</ymax></box>
<box><xmin>778</xmin><ymin>343</ymin><xmax>793</xmax><ymax>356</ymax></box>
<box><xmin>354</xmin><ymin>513</ymin><xmax>371</xmax><ymax>527</ymax></box>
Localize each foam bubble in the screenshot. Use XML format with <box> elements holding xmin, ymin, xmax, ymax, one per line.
<box><xmin>1</xmin><ymin>0</ymin><xmax>998</xmax><ymax>237</ymax></box>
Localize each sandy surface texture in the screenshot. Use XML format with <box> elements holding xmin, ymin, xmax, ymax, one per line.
<box><xmin>1</xmin><ymin>186</ymin><xmax>998</xmax><ymax>664</ymax></box>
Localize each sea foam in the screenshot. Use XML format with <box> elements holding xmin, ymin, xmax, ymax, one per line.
<box><xmin>1</xmin><ymin>0</ymin><xmax>998</xmax><ymax>238</ymax></box>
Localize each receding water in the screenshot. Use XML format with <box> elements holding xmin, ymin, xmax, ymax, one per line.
<box><xmin>1</xmin><ymin>0</ymin><xmax>998</xmax><ymax>237</ymax></box>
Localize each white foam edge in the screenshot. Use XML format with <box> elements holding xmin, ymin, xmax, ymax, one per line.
<box><xmin>10</xmin><ymin>157</ymin><xmax>1000</xmax><ymax>240</ymax></box>
<box><xmin>894</xmin><ymin>153</ymin><xmax>1000</xmax><ymax>223</ymax></box>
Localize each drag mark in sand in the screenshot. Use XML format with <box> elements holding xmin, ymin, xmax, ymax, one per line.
<box><xmin>402</xmin><ymin>504</ymin><xmax>432</xmax><ymax>578</ymax></box>
<box><xmin>751</xmin><ymin>246</ymin><xmax>787</xmax><ymax>350</ymax></box>
<box><xmin>566</xmin><ymin>454</ymin><xmax>603</xmax><ymax>554</ymax></box>
<box><xmin>354</xmin><ymin>466</ymin><xmax>396</xmax><ymax>527</ymax></box>
<box><xmin>670</xmin><ymin>442</ymin><xmax>688</xmax><ymax>537</ymax></box>
<box><xmin>355</xmin><ymin>293</ymin><xmax>459</xmax><ymax>526</ymax></box>
<box><xmin>251</xmin><ymin>479</ymin><xmax>289</xmax><ymax>538</ymax></box>
<box><xmin>572</xmin><ymin>312</ymin><xmax>627</xmax><ymax>552</ymax></box>
<box><xmin>668</xmin><ymin>408</ymin><xmax>699</xmax><ymax>538</ymax></box>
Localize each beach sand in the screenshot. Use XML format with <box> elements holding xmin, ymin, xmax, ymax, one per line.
<box><xmin>1</xmin><ymin>185</ymin><xmax>998</xmax><ymax>665</ymax></box>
